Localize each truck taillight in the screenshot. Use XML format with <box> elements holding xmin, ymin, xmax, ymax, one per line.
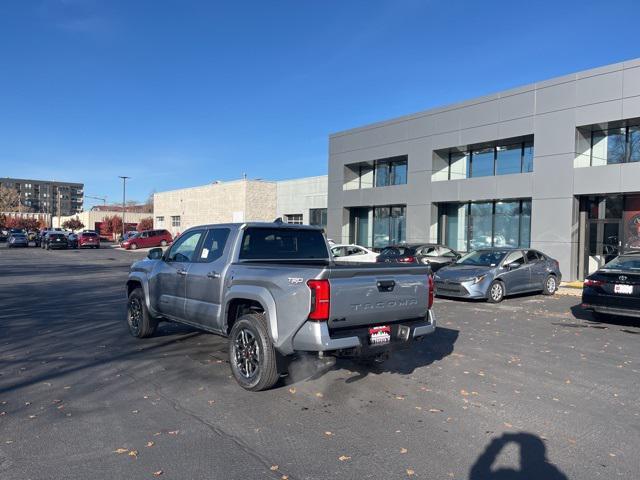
<box><xmin>307</xmin><ymin>279</ymin><xmax>330</xmax><ymax>321</ymax></box>
<box><xmin>428</xmin><ymin>274</ymin><xmax>434</xmax><ymax>309</ymax></box>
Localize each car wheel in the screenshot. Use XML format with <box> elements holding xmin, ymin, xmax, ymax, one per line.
<box><xmin>487</xmin><ymin>280</ymin><xmax>505</xmax><ymax>303</ymax></box>
<box><xmin>96</xmin><ymin>245</ymin><xmax>100</xmax><ymax>249</ymax></box>
<box><xmin>543</xmin><ymin>274</ymin><xmax>557</xmax><ymax>295</ymax></box>
<box><xmin>127</xmin><ymin>288</ymin><xmax>158</xmax><ymax>338</ymax></box>
<box><xmin>160</xmin><ymin>240</ymin><xmax>167</xmax><ymax>247</ymax></box>
<box><xmin>130</xmin><ymin>243</ymin><xmax>137</xmax><ymax>250</ymax></box>
<box><xmin>229</xmin><ymin>313</ymin><xmax>280</xmax><ymax>391</ymax></box>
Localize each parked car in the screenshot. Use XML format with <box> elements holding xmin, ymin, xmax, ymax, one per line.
<box><xmin>44</xmin><ymin>233</ymin><xmax>69</xmax><ymax>250</ymax></box>
<box><xmin>78</xmin><ymin>232</ymin><xmax>100</xmax><ymax>249</ymax></box>
<box><xmin>121</xmin><ymin>229</ymin><xmax>173</xmax><ymax>250</ymax></box>
<box><xmin>67</xmin><ymin>233</ymin><xmax>79</xmax><ymax>249</ymax></box>
<box><xmin>7</xmin><ymin>232</ymin><xmax>29</xmax><ymax>248</ymax></box>
<box><xmin>0</xmin><ymin>229</ymin><xmax>8</xmax><ymax>242</ymax></box>
<box><xmin>376</xmin><ymin>244</ymin><xmax>460</xmax><ymax>271</ymax></box>
<box><xmin>434</xmin><ymin>248</ymin><xmax>561</xmax><ymax>303</ymax></box>
<box><xmin>582</xmin><ymin>252</ymin><xmax>640</xmax><ymax>319</ymax></box>
<box><xmin>331</xmin><ymin>244</ymin><xmax>379</xmax><ymax>263</ymax></box>
<box><xmin>126</xmin><ymin>222</ymin><xmax>436</xmax><ymax>391</ymax></box>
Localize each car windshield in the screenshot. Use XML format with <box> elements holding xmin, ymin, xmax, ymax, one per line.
<box><xmin>456</xmin><ymin>250</ymin><xmax>509</xmax><ymax>267</ymax></box>
<box><xmin>379</xmin><ymin>246</ymin><xmax>416</xmax><ymax>257</ymax></box>
<box><xmin>13</xmin><ymin>233</ymin><xmax>26</xmax><ymax>238</ymax></box>
<box><xmin>602</xmin><ymin>255</ymin><xmax>640</xmax><ymax>271</ymax></box>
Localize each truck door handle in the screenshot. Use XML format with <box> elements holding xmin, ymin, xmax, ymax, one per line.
<box><xmin>207</xmin><ymin>271</ymin><xmax>220</xmax><ymax>279</ymax></box>
<box><xmin>176</xmin><ymin>269</ymin><xmax>188</xmax><ymax>276</ymax></box>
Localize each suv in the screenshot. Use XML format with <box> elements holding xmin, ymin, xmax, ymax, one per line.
<box><xmin>121</xmin><ymin>229</ymin><xmax>173</xmax><ymax>250</ymax></box>
<box><xmin>78</xmin><ymin>232</ymin><xmax>100</xmax><ymax>249</ymax></box>
<box><xmin>126</xmin><ymin>222</ymin><xmax>436</xmax><ymax>391</ymax></box>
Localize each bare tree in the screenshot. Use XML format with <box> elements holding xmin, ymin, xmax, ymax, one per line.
<box><xmin>0</xmin><ymin>186</ymin><xmax>21</xmax><ymax>212</ymax></box>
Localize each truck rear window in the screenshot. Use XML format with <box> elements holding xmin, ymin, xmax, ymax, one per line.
<box><xmin>239</xmin><ymin>227</ymin><xmax>329</xmax><ymax>260</ymax></box>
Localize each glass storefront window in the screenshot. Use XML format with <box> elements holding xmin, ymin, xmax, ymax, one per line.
<box><xmin>372</xmin><ymin>206</ymin><xmax>405</xmax><ymax>248</ymax></box>
<box><xmin>591</xmin><ymin>127</ymin><xmax>632</xmax><ymax>165</ymax></box>
<box><xmin>439</xmin><ymin>199</ymin><xmax>531</xmax><ymax>251</ymax></box>
<box><xmin>522</xmin><ymin>142</ymin><xmax>534</xmax><ymax>172</ymax></box>
<box><xmin>469</xmin><ymin>202</ymin><xmax>493</xmax><ymax>249</ymax></box>
<box><xmin>494</xmin><ymin>201</ymin><xmax>520</xmax><ymax>246</ymax></box>
<box><xmin>520</xmin><ymin>200</ymin><xmax>531</xmax><ymax>248</ymax></box>
<box><xmin>495</xmin><ymin>144</ymin><xmax>522</xmax><ymax>176</ymax></box>
<box><xmin>470</xmin><ymin>148</ymin><xmax>494</xmax><ymax>177</ymax></box>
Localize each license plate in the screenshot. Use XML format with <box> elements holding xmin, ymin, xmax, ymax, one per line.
<box><xmin>614</xmin><ymin>284</ymin><xmax>633</xmax><ymax>294</ymax></box>
<box><xmin>369</xmin><ymin>326</ymin><xmax>391</xmax><ymax>345</ymax></box>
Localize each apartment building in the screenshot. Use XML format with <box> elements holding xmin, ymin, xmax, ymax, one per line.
<box><xmin>0</xmin><ymin>177</ymin><xmax>84</xmax><ymax>216</ymax></box>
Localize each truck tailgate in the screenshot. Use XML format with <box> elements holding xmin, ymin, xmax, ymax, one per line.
<box><xmin>327</xmin><ymin>264</ymin><xmax>431</xmax><ymax>329</ymax></box>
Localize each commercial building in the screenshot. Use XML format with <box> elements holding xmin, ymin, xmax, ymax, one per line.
<box><xmin>0</xmin><ymin>177</ymin><xmax>84</xmax><ymax>217</ymax></box>
<box><xmin>327</xmin><ymin>58</ymin><xmax>640</xmax><ymax>281</ymax></box>
<box><xmin>55</xmin><ymin>209</ymin><xmax>151</xmax><ymax>232</ymax></box>
<box><xmin>276</xmin><ymin>175</ymin><xmax>328</xmax><ymax>227</ymax></box>
<box><xmin>153</xmin><ymin>176</ymin><xmax>328</xmax><ymax>235</ymax></box>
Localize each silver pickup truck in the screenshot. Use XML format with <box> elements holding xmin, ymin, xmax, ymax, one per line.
<box><xmin>126</xmin><ymin>222</ymin><xmax>436</xmax><ymax>391</ymax></box>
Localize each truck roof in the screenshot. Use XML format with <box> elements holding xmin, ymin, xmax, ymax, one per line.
<box><xmin>185</xmin><ymin>221</ymin><xmax>324</xmax><ymax>231</ymax></box>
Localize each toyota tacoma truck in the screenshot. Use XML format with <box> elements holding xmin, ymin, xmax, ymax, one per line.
<box><xmin>125</xmin><ymin>222</ymin><xmax>436</xmax><ymax>391</ymax></box>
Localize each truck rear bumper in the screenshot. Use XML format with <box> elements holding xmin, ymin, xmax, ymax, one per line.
<box><xmin>290</xmin><ymin>310</ymin><xmax>436</xmax><ymax>354</ymax></box>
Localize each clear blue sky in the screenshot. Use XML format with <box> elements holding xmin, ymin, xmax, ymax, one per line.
<box><xmin>1</xmin><ymin>0</ymin><xmax>640</xmax><ymax>208</ymax></box>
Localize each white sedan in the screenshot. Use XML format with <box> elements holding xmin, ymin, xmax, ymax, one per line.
<box><xmin>331</xmin><ymin>244</ymin><xmax>379</xmax><ymax>263</ymax></box>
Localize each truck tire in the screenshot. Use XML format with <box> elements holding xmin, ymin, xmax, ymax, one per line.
<box><xmin>229</xmin><ymin>313</ymin><xmax>280</xmax><ymax>391</ymax></box>
<box><xmin>542</xmin><ymin>274</ymin><xmax>557</xmax><ymax>295</ymax></box>
<box><xmin>487</xmin><ymin>280</ymin><xmax>505</xmax><ymax>303</ymax></box>
<box><xmin>127</xmin><ymin>288</ymin><xmax>158</xmax><ymax>338</ymax></box>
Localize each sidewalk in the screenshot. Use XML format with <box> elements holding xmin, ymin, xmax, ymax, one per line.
<box><xmin>557</xmin><ymin>281</ymin><xmax>583</xmax><ymax>297</ymax></box>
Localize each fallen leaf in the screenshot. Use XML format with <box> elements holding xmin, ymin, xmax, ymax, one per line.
<box><xmin>168</xmin><ymin>430</ymin><xmax>179</xmax><ymax>435</ymax></box>
<box><xmin>400</xmin><ymin>448</ymin><xmax>408</xmax><ymax>454</ymax></box>
<box><xmin>114</xmin><ymin>448</ymin><xmax>129</xmax><ymax>454</ymax></box>
<box><xmin>338</xmin><ymin>455</ymin><xmax>351</xmax><ymax>461</ymax></box>
<box><xmin>414</xmin><ymin>406</ymin><xmax>422</xmax><ymax>411</ymax></box>
<box><xmin>288</xmin><ymin>387</ymin><xmax>296</xmax><ymax>394</ymax></box>
<box><xmin>27</xmin><ymin>415</ymin><xmax>36</xmax><ymax>419</ymax></box>
<box><xmin>128</xmin><ymin>450</ymin><xmax>138</xmax><ymax>459</ymax></box>
<box><xmin>146</xmin><ymin>441</ymin><xmax>155</xmax><ymax>448</ymax></box>
<box><xmin>281</xmin><ymin>476</ymin><xmax>289</xmax><ymax>480</ymax></box>
<box><xmin>208</xmin><ymin>400</ymin><xmax>216</xmax><ymax>406</ymax></box>
<box><xmin>131</xmin><ymin>410</ymin><xmax>139</xmax><ymax>414</ymax></box>
<box><xmin>395</xmin><ymin>396</ymin><xmax>405</xmax><ymax>400</ymax></box>
<box><xmin>270</xmin><ymin>465</ymin><xmax>279</xmax><ymax>471</ymax></box>
<box><xmin>460</xmin><ymin>390</ymin><xmax>469</xmax><ymax>396</ymax></box>
<box><xmin>324</xmin><ymin>431</ymin><xmax>333</xmax><ymax>436</ymax></box>
<box><xmin>315</xmin><ymin>392</ymin><xmax>323</xmax><ymax>398</ymax></box>
<box><xmin>407</xmin><ymin>468</ymin><xmax>415</xmax><ymax>476</ymax></box>
<box><xmin>153</xmin><ymin>470</ymin><xmax>163</xmax><ymax>477</ymax></box>
<box><xmin>503</xmin><ymin>422</ymin><xmax>513</xmax><ymax>428</ymax></box>
<box><xmin>609</xmin><ymin>453</ymin><xmax>616</xmax><ymax>457</ymax></box>
<box><xmin>428</xmin><ymin>408</ymin><xmax>442</xmax><ymax>413</ymax></box>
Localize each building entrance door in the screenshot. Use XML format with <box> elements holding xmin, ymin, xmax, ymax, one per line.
<box><xmin>585</xmin><ymin>219</ymin><xmax>622</xmax><ymax>275</ymax></box>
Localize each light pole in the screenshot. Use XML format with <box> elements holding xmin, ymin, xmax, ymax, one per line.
<box><xmin>118</xmin><ymin>176</ymin><xmax>130</xmax><ymax>239</ymax></box>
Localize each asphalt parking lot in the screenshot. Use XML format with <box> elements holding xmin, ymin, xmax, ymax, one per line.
<box><xmin>0</xmin><ymin>244</ymin><xmax>638</xmax><ymax>480</ymax></box>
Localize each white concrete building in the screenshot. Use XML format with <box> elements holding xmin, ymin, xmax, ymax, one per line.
<box><xmin>153</xmin><ymin>176</ymin><xmax>328</xmax><ymax>235</ymax></box>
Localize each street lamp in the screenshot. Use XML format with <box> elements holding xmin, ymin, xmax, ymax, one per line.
<box><xmin>118</xmin><ymin>176</ymin><xmax>130</xmax><ymax>239</ymax></box>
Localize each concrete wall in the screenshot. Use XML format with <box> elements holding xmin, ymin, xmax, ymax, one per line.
<box><xmin>276</xmin><ymin>175</ymin><xmax>328</xmax><ymax>224</ymax></box>
<box><xmin>328</xmin><ymin>58</ymin><xmax>640</xmax><ymax>281</ymax></box>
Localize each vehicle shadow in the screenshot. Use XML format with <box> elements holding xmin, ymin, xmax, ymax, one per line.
<box><xmin>570</xmin><ymin>303</ymin><xmax>640</xmax><ymax>328</ymax></box>
<box><xmin>286</xmin><ymin>326</ymin><xmax>459</xmax><ymax>385</ymax></box>
<box><xmin>469</xmin><ymin>432</ymin><xmax>567</xmax><ymax>480</ymax></box>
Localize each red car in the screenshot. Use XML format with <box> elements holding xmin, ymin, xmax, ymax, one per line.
<box><xmin>121</xmin><ymin>229</ymin><xmax>173</xmax><ymax>250</ymax></box>
<box><xmin>78</xmin><ymin>232</ymin><xmax>101</xmax><ymax>249</ymax></box>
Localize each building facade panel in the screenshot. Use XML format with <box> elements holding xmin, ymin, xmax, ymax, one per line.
<box><xmin>328</xmin><ymin>58</ymin><xmax>640</xmax><ymax>281</ymax></box>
